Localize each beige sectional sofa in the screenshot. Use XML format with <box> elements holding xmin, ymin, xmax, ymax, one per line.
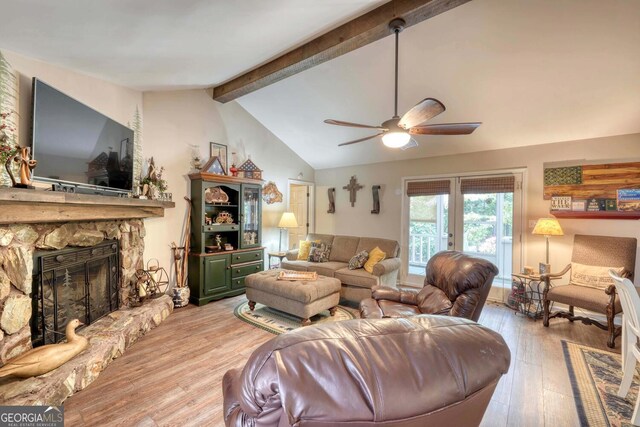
<box><xmin>282</xmin><ymin>233</ymin><xmax>401</xmax><ymax>302</ymax></box>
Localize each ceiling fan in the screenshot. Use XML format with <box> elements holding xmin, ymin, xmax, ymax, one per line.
<box><xmin>325</xmin><ymin>18</ymin><xmax>481</xmax><ymax>150</ymax></box>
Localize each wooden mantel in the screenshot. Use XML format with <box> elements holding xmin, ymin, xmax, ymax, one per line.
<box><xmin>0</xmin><ymin>188</ymin><xmax>175</xmax><ymax>224</ymax></box>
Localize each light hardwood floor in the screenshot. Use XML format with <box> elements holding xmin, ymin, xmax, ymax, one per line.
<box><xmin>64</xmin><ymin>296</ymin><xmax>618</xmax><ymax>426</ymax></box>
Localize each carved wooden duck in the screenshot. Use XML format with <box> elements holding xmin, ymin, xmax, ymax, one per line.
<box><xmin>0</xmin><ymin>319</ymin><xmax>88</xmax><ymax>378</ymax></box>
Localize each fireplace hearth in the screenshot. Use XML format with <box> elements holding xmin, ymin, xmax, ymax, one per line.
<box><xmin>32</xmin><ymin>241</ymin><xmax>119</xmax><ymax>346</ymax></box>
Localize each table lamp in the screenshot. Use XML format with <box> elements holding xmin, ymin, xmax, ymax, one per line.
<box><xmin>278</xmin><ymin>212</ymin><xmax>298</xmax><ymax>252</ymax></box>
<box><xmin>532</xmin><ymin>217</ymin><xmax>563</xmax><ymax>272</ymax></box>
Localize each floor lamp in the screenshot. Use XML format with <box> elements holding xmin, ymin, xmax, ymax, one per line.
<box><xmin>278</xmin><ymin>212</ymin><xmax>298</xmax><ymax>253</ymax></box>
<box><xmin>532</xmin><ymin>217</ymin><xmax>564</xmax><ymax>272</ymax></box>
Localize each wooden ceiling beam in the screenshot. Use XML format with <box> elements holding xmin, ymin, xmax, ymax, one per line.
<box><xmin>211</xmin><ymin>0</ymin><xmax>472</xmax><ymax>103</ymax></box>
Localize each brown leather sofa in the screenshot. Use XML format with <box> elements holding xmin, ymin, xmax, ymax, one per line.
<box><xmin>360</xmin><ymin>251</ymin><xmax>498</xmax><ymax>322</ymax></box>
<box><xmin>223</xmin><ymin>315</ymin><xmax>510</xmax><ymax>426</ymax></box>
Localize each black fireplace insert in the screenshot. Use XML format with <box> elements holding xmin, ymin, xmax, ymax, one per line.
<box><xmin>31</xmin><ymin>240</ymin><xmax>119</xmax><ymax>346</ymax></box>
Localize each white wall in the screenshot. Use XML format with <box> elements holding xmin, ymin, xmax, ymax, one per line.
<box><xmin>142</xmin><ymin>90</ymin><xmax>314</xmax><ymax>276</ymax></box>
<box><xmin>3</xmin><ymin>49</ymin><xmax>142</xmax><ymax>148</ymax></box>
<box><xmin>314</xmin><ymin>133</ymin><xmax>640</xmax><ymax>283</ymax></box>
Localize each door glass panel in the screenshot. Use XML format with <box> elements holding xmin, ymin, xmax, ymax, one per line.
<box><xmin>242</xmin><ymin>187</ymin><xmax>260</xmax><ymax>247</ymax></box>
<box><xmin>408</xmin><ymin>194</ymin><xmax>449</xmax><ymax>276</ymax></box>
<box><xmin>462</xmin><ymin>192</ymin><xmax>513</xmax><ymax>286</ymax></box>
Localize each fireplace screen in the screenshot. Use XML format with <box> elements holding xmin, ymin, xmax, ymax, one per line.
<box><xmin>32</xmin><ymin>240</ymin><xmax>119</xmax><ymax>346</ymax></box>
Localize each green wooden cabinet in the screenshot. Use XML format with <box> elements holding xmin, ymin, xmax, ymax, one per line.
<box><xmin>188</xmin><ymin>173</ymin><xmax>265</xmax><ymax>306</ymax></box>
<box><xmin>203</xmin><ymin>255</ymin><xmax>231</xmax><ymax>296</ymax></box>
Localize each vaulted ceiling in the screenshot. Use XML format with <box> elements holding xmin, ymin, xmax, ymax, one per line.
<box><xmin>237</xmin><ymin>0</ymin><xmax>640</xmax><ymax>169</ymax></box>
<box><xmin>1</xmin><ymin>0</ymin><xmax>639</xmax><ymax>169</ymax></box>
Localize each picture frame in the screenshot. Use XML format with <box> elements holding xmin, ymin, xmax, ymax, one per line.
<box><xmin>550</xmin><ymin>196</ymin><xmax>572</xmax><ymax>211</ymax></box>
<box><xmin>210</xmin><ymin>142</ymin><xmax>228</xmax><ymax>174</ymax></box>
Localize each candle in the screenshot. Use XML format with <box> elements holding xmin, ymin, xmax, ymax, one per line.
<box><xmin>138</xmin><ymin>281</ymin><xmax>147</xmax><ymax>297</ymax></box>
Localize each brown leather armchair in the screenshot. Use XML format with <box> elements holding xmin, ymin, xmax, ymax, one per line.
<box><xmin>223</xmin><ymin>316</ymin><xmax>511</xmax><ymax>427</ymax></box>
<box><xmin>360</xmin><ymin>251</ymin><xmax>499</xmax><ymax>321</ymax></box>
<box><xmin>542</xmin><ymin>234</ymin><xmax>637</xmax><ymax>348</ymax></box>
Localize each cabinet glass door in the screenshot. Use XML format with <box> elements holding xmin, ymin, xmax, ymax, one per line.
<box><xmin>241</xmin><ymin>185</ymin><xmax>260</xmax><ymax>248</ymax></box>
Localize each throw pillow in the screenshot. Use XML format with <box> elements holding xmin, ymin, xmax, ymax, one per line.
<box><xmin>364</xmin><ymin>247</ymin><xmax>386</xmax><ymax>274</ymax></box>
<box><xmin>308</xmin><ymin>242</ymin><xmax>332</xmax><ymax>263</ymax></box>
<box><xmin>348</xmin><ymin>250</ymin><xmax>369</xmax><ymax>270</ymax></box>
<box><xmin>297</xmin><ymin>240</ymin><xmax>317</xmax><ymax>260</ymax></box>
<box><xmin>571</xmin><ymin>262</ymin><xmax>625</xmax><ymax>290</ymax></box>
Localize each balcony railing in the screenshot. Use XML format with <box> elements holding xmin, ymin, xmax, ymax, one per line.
<box><xmin>408</xmin><ymin>233</ymin><xmax>512</xmax><ymax>283</ymax></box>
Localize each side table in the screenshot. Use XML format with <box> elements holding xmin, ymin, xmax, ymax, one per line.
<box><xmin>267</xmin><ymin>252</ymin><xmax>288</xmax><ymax>269</ymax></box>
<box><xmin>510</xmin><ymin>273</ymin><xmax>555</xmax><ymax>320</ymax></box>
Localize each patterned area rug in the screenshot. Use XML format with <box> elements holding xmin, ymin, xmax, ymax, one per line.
<box><xmin>563</xmin><ymin>340</ymin><xmax>640</xmax><ymax>426</ymax></box>
<box><xmin>234</xmin><ymin>300</ymin><xmax>356</xmax><ymax>335</ymax></box>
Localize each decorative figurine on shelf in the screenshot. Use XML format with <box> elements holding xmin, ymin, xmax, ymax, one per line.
<box><xmin>205</xmin><ymin>187</ymin><xmax>229</xmax><ymax>204</ymax></box>
<box><xmin>140</xmin><ymin>157</ymin><xmax>167</xmax><ymax>200</ymax></box>
<box><xmin>16</xmin><ymin>147</ymin><xmax>37</xmax><ymax>188</ymax></box>
<box><xmin>236</xmin><ymin>156</ymin><xmax>262</xmax><ymax>179</ymax></box>
<box><xmin>5</xmin><ymin>145</ymin><xmax>37</xmax><ymax>189</ymax></box>
<box><xmin>189</xmin><ymin>144</ymin><xmax>202</xmax><ymax>172</ymax></box>
<box><xmin>244</xmin><ymin>231</ymin><xmax>256</xmax><ymax>245</ymax></box>
<box><xmin>215</xmin><ymin>211</ymin><xmax>234</xmax><ymax>224</ymax></box>
<box><xmin>230</xmin><ymin>152</ymin><xmax>239</xmax><ymax>177</ymax></box>
<box><xmin>215</xmin><ymin>234</ymin><xmax>222</xmax><ymax>250</ymax></box>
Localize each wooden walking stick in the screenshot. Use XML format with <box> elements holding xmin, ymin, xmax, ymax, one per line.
<box><xmin>171</xmin><ymin>242</ymin><xmax>182</xmax><ymax>288</ymax></box>
<box><xmin>182</xmin><ymin>197</ymin><xmax>192</xmax><ymax>287</ymax></box>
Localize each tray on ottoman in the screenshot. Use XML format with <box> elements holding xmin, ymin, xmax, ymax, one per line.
<box><xmin>245</xmin><ymin>269</ymin><xmax>341</xmax><ymax>326</ymax></box>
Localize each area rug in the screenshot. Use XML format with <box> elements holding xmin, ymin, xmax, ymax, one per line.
<box><xmin>234</xmin><ymin>301</ymin><xmax>356</xmax><ymax>335</ymax></box>
<box><xmin>563</xmin><ymin>340</ymin><xmax>640</xmax><ymax>426</ymax></box>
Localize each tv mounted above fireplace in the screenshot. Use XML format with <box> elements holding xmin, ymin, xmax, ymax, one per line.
<box><xmin>31</xmin><ymin>78</ymin><xmax>135</xmax><ymax>194</ymax></box>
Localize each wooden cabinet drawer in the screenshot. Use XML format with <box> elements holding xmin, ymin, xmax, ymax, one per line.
<box><xmin>231</xmin><ymin>277</ymin><xmax>246</xmax><ymax>290</ymax></box>
<box><xmin>202</xmin><ymin>224</ymin><xmax>238</xmax><ymax>233</ymax></box>
<box><xmin>231</xmin><ymin>262</ymin><xmax>263</xmax><ymax>278</ymax></box>
<box><xmin>231</xmin><ymin>250</ymin><xmax>263</xmax><ymax>265</ymax></box>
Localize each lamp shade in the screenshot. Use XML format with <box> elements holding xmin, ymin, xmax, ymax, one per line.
<box><xmin>278</xmin><ymin>212</ymin><xmax>298</xmax><ymax>228</ymax></box>
<box><xmin>532</xmin><ymin>218</ymin><xmax>564</xmax><ymax>236</ymax></box>
<box><xmin>382</xmin><ymin>131</ymin><xmax>411</xmax><ymax>148</ymax></box>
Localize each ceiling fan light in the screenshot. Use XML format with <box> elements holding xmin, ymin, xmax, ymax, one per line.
<box><xmin>382</xmin><ymin>131</ymin><xmax>411</xmax><ymax>148</ymax></box>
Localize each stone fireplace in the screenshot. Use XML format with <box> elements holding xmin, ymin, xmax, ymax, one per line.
<box><xmin>0</xmin><ymin>189</ymin><xmax>175</xmax><ymax>404</ymax></box>
<box><xmin>0</xmin><ymin>220</ymin><xmax>146</xmax><ymax>361</ymax></box>
<box><xmin>32</xmin><ymin>240</ymin><xmax>120</xmax><ymax>346</ymax></box>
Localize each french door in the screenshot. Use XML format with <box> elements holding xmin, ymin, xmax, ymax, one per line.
<box><xmin>403</xmin><ymin>172</ymin><xmax>523</xmax><ymax>301</ymax></box>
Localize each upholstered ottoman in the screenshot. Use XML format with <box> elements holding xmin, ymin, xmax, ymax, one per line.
<box><xmin>245</xmin><ymin>269</ymin><xmax>341</xmax><ymax>325</ymax></box>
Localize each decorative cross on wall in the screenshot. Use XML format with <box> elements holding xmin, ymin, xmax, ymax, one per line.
<box><xmin>343</xmin><ymin>176</ymin><xmax>364</xmax><ymax>207</ymax></box>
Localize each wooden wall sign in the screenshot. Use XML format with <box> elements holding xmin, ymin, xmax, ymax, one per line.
<box><xmin>371</xmin><ymin>185</ymin><xmax>381</xmax><ymax>214</ymax></box>
<box><xmin>327</xmin><ymin>188</ymin><xmax>335</xmax><ymax>214</ymax></box>
<box><xmin>543</xmin><ymin>161</ymin><xmax>640</xmax><ymax>200</ymax></box>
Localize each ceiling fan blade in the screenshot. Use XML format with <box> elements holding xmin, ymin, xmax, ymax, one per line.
<box><xmin>409</xmin><ymin>122</ymin><xmax>482</xmax><ymax>135</ymax></box>
<box><xmin>398</xmin><ymin>98</ymin><xmax>446</xmax><ymax>129</ymax></box>
<box><xmin>338</xmin><ymin>133</ymin><xmax>383</xmax><ymax>147</ymax></box>
<box><xmin>400</xmin><ymin>139</ymin><xmax>418</xmax><ymax>150</ymax></box>
<box><xmin>324</xmin><ymin>119</ymin><xmax>386</xmax><ymax>130</ymax></box>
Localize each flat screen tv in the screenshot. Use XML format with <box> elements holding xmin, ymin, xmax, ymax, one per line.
<box><xmin>31</xmin><ymin>78</ymin><xmax>134</xmax><ymax>193</ymax></box>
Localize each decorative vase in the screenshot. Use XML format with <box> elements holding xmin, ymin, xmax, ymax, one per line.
<box><xmin>173</xmin><ymin>287</ymin><xmax>190</xmax><ymax>308</ymax></box>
